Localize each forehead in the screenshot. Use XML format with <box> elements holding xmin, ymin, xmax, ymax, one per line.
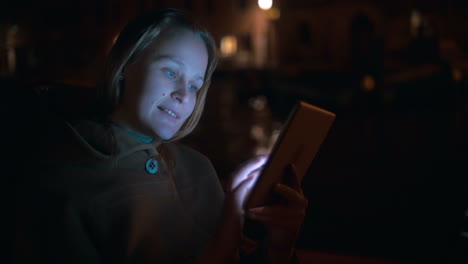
<box><xmin>143</xmin><ymin>29</ymin><xmax>208</xmax><ymax>69</ymax></box>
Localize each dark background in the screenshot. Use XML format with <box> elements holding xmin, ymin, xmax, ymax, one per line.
<box><xmin>4</xmin><ymin>0</ymin><xmax>468</xmax><ymax>263</ymax></box>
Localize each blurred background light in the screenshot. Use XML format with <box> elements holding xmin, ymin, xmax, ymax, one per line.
<box><xmin>410</xmin><ymin>9</ymin><xmax>423</xmax><ymax>36</ymax></box>
<box><xmin>248</xmin><ymin>95</ymin><xmax>267</xmax><ymax>111</ymax></box>
<box><xmin>266</xmin><ymin>7</ymin><xmax>280</xmax><ymax>20</ymax></box>
<box><xmin>452</xmin><ymin>68</ymin><xmax>463</xmax><ymax>82</ymax></box>
<box><xmin>220</xmin><ymin>35</ymin><xmax>237</xmax><ymax>57</ymax></box>
<box><xmin>362</xmin><ymin>74</ymin><xmax>376</xmax><ymax>92</ymax></box>
<box><xmin>258</xmin><ymin>0</ymin><xmax>272</xmax><ymax>10</ymax></box>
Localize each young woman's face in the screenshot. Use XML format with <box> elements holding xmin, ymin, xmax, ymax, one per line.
<box><xmin>117</xmin><ymin>29</ymin><xmax>208</xmax><ymax>140</ymax></box>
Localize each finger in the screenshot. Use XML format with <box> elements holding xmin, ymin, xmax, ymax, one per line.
<box><xmin>247</xmin><ymin>206</ymin><xmax>306</xmax><ymax>231</ymax></box>
<box><xmin>245</xmin><ymin>208</ymin><xmax>305</xmax><ymax>225</ymax></box>
<box><xmin>231</xmin><ymin>174</ymin><xmax>254</xmax><ymax>193</ymax></box>
<box><xmin>246</xmin><ymin>213</ymin><xmax>304</xmax><ymax>230</ymax></box>
<box><xmin>231</xmin><ymin>155</ymin><xmax>267</xmax><ymax>188</ymax></box>
<box><xmin>274</xmin><ymin>184</ymin><xmax>308</xmax><ymax>207</ymax></box>
<box><xmin>238</xmin><ymin>155</ymin><xmax>267</xmax><ymax>176</ymax></box>
<box><xmin>229</xmin><ymin>175</ymin><xmax>256</xmax><ymax>214</ymax></box>
<box><xmin>232</xmin><ymin>166</ymin><xmax>263</xmax><ymax>191</ymax></box>
<box><xmin>231</xmin><ymin>170</ymin><xmax>269</xmax><ymax>208</ymax></box>
<box><xmin>249</xmin><ymin>217</ymin><xmax>300</xmax><ymax>230</ymax></box>
<box><xmin>247</xmin><ymin>206</ymin><xmax>306</xmax><ymax>219</ymax></box>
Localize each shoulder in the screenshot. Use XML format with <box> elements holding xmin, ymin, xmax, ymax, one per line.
<box><xmin>34</xmin><ymin>124</ymin><xmax>86</xmax><ymax>163</ymax></box>
<box><xmin>34</xmin><ymin>119</ymin><xmax>111</xmax><ymax>163</ymax></box>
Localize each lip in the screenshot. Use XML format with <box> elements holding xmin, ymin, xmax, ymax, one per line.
<box><xmin>157</xmin><ymin>106</ymin><xmax>180</xmax><ymax>120</ymax></box>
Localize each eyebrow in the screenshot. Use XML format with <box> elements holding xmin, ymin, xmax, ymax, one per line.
<box><xmin>153</xmin><ymin>55</ymin><xmax>204</xmax><ymax>83</ymax></box>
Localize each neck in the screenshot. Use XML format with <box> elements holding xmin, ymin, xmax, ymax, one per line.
<box><xmin>109</xmin><ymin>115</ymin><xmax>155</xmax><ymax>144</ymax></box>
<box><xmin>125</xmin><ymin>128</ymin><xmax>154</xmax><ymax>144</ymax></box>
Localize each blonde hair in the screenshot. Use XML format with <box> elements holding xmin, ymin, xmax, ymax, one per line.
<box><xmin>99</xmin><ymin>8</ymin><xmax>218</xmax><ymax>142</ymax></box>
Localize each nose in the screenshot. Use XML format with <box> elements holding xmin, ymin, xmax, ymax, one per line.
<box><xmin>171</xmin><ymin>79</ymin><xmax>189</xmax><ymax>104</ymax></box>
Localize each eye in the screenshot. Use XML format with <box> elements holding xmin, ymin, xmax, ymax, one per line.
<box><xmin>166</xmin><ymin>70</ymin><xmax>176</xmax><ymax>79</ymax></box>
<box><xmin>189</xmin><ymin>84</ymin><xmax>198</xmax><ymax>91</ymax></box>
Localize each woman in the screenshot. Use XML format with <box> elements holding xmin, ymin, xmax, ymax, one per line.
<box><xmin>16</xmin><ymin>8</ymin><xmax>307</xmax><ymax>263</ymax></box>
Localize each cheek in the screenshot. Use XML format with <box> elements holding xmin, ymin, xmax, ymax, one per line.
<box><xmin>148</xmin><ymin>92</ymin><xmax>166</xmax><ymax>105</ymax></box>
<box><xmin>189</xmin><ymin>99</ymin><xmax>197</xmax><ymax>115</ymax></box>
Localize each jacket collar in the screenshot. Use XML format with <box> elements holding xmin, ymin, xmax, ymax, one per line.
<box><xmin>67</xmin><ymin>120</ymin><xmax>160</xmax><ymax>161</ymax></box>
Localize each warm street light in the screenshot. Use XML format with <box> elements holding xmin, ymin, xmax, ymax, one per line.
<box><xmin>220</xmin><ymin>35</ymin><xmax>237</xmax><ymax>56</ymax></box>
<box><xmin>258</xmin><ymin>0</ymin><xmax>272</xmax><ymax>10</ymax></box>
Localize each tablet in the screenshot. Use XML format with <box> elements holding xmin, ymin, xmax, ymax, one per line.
<box><xmin>245</xmin><ymin>101</ymin><xmax>336</xmax><ymax>209</ymax></box>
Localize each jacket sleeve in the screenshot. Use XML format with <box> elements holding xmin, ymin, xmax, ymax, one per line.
<box><xmin>57</xmin><ymin>201</ymin><xmax>102</xmax><ymax>264</ymax></box>
<box><xmin>16</xmin><ymin>194</ymin><xmax>102</xmax><ymax>264</ymax></box>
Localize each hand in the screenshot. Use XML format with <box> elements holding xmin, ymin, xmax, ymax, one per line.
<box><xmin>226</xmin><ymin>155</ymin><xmax>268</xmax><ymax>217</ymax></box>
<box><xmin>245</xmin><ymin>164</ymin><xmax>308</xmax><ymax>262</ymax></box>
<box><xmin>198</xmin><ymin>156</ymin><xmax>267</xmax><ymax>264</ymax></box>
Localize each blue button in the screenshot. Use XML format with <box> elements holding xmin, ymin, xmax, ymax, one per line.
<box><xmin>145</xmin><ymin>158</ymin><xmax>158</xmax><ymax>174</ymax></box>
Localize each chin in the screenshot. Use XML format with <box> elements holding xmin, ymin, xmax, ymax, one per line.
<box><xmin>154</xmin><ymin>128</ymin><xmax>178</xmax><ymax>141</ymax></box>
<box><xmin>159</xmin><ymin>134</ymin><xmax>174</xmax><ymax>141</ymax></box>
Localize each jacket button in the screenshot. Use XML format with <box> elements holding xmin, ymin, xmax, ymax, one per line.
<box><xmin>145</xmin><ymin>158</ymin><xmax>158</xmax><ymax>174</ymax></box>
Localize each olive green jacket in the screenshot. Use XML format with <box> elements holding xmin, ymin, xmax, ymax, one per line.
<box><xmin>16</xmin><ymin>120</ymin><xmax>224</xmax><ymax>264</ymax></box>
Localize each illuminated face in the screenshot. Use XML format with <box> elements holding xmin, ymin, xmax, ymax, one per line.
<box><xmin>114</xmin><ymin>29</ymin><xmax>208</xmax><ymax>140</ymax></box>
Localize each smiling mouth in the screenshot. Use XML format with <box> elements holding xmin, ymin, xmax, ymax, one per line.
<box><xmin>158</xmin><ymin>106</ymin><xmax>179</xmax><ymax>119</ymax></box>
